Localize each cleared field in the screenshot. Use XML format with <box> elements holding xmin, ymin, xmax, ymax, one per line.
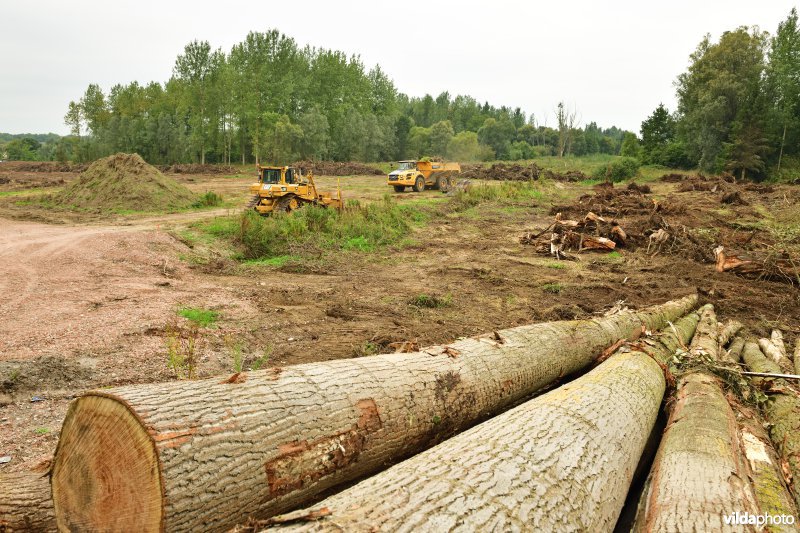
<box><xmin>0</xmin><ymin>161</ymin><xmax>798</xmax><ymax>478</ymax></box>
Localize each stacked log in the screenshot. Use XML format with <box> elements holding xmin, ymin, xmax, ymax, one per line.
<box><xmin>633</xmin><ymin>309</ymin><xmax>797</xmax><ymax>531</ymax></box>
<box><xmin>742</xmin><ymin>340</ymin><xmax>800</xmax><ymax>511</ymax></box>
<box><xmin>50</xmin><ymin>295</ymin><xmax>698</xmax><ymax>532</ymax></box>
<box><xmin>248</xmin><ymin>309</ymin><xmax>705</xmax><ymax>531</ymax></box>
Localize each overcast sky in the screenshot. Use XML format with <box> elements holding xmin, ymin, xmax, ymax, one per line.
<box><xmin>2</xmin><ymin>0</ymin><xmax>797</xmax><ymax>135</ymax></box>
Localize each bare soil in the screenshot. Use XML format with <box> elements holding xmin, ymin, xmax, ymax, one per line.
<box><xmin>0</xmin><ymin>165</ymin><xmax>797</xmax><ymax>474</ymax></box>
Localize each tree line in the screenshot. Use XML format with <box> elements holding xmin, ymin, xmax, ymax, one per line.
<box><xmin>638</xmin><ymin>8</ymin><xmax>800</xmax><ymax>179</ymax></box>
<box><xmin>47</xmin><ymin>30</ymin><xmax>628</xmax><ymax>165</ymax></box>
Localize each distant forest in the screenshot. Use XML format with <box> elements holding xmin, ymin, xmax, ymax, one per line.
<box><xmin>2</xmin><ymin>8</ymin><xmax>798</xmax><ymax>180</ymax></box>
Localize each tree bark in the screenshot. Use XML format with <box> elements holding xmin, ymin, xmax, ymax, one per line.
<box><xmin>0</xmin><ymin>472</ymin><xmax>56</xmax><ymax>532</ymax></box>
<box><xmin>50</xmin><ymin>295</ymin><xmax>697</xmax><ymax>532</ymax></box>
<box><xmin>794</xmin><ymin>339</ymin><xmax>800</xmax><ymax>375</ymax></box>
<box><xmin>733</xmin><ymin>402</ymin><xmax>798</xmax><ymax>532</ymax></box>
<box><xmin>759</xmin><ymin>338</ymin><xmax>793</xmax><ymax>373</ymax></box>
<box><xmin>718</xmin><ymin>319</ymin><xmax>743</xmax><ymax>349</ymax></box>
<box><xmin>633</xmin><ymin>306</ymin><xmax>763</xmax><ymax>532</ymax></box>
<box><xmin>727</xmin><ymin>335</ymin><xmax>746</xmax><ymax>363</ymax></box>
<box><xmin>260</xmin><ymin>310</ymin><xmax>703</xmax><ymax>532</ymax></box>
<box><xmin>742</xmin><ymin>340</ymin><xmax>800</xmax><ymax>510</ymax></box>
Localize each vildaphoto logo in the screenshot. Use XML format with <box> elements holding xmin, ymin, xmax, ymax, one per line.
<box><xmin>723</xmin><ymin>512</ymin><xmax>796</xmax><ymax>526</ymax></box>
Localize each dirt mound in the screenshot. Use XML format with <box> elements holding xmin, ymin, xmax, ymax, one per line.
<box><xmin>0</xmin><ymin>161</ymin><xmax>88</xmax><ymax>172</ymax></box>
<box><xmin>60</xmin><ymin>153</ymin><xmax>196</xmax><ymax>212</ymax></box>
<box><xmin>461</xmin><ymin>162</ymin><xmax>588</xmax><ymax>182</ymax></box>
<box><xmin>158</xmin><ymin>163</ymin><xmax>238</xmax><ymax>174</ymax></box>
<box><xmin>292</xmin><ymin>160</ymin><xmax>383</xmax><ymax>176</ymax></box>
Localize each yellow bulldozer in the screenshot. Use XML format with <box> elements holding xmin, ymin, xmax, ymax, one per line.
<box><xmin>387</xmin><ymin>160</ymin><xmax>461</xmax><ymax>193</ymax></box>
<box><xmin>247</xmin><ymin>165</ymin><xmax>343</xmax><ymax>215</ymax></box>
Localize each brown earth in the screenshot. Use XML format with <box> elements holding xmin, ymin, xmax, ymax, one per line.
<box><xmin>0</xmin><ymin>166</ymin><xmax>798</xmax><ymax>475</ymax></box>
<box><xmin>461</xmin><ymin>162</ymin><xmax>588</xmax><ymax>182</ymax></box>
<box><xmin>291</xmin><ymin>160</ymin><xmax>384</xmax><ymax>176</ymax></box>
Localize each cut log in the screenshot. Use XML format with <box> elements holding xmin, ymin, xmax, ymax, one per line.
<box><xmin>263</xmin><ymin>310</ymin><xmax>704</xmax><ymax>532</ymax></box>
<box><xmin>760</xmin><ymin>338</ymin><xmax>793</xmax><ymax>373</ymax></box>
<box><xmin>633</xmin><ymin>305</ymin><xmax>762</xmax><ymax>532</ymax></box>
<box><xmin>734</xmin><ymin>403</ymin><xmax>798</xmax><ymax>530</ymax></box>
<box><xmin>726</xmin><ymin>335</ymin><xmax>746</xmax><ymax>363</ymax></box>
<box><xmin>771</xmin><ymin>329</ymin><xmax>788</xmax><ymax>360</ymax></box>
<box><xmin>0</xmin><ymin>472</ymin><xmax>56</xmax><ymax>532</ymax></box>
<box><xmin>688</xmin><ymin>304</ymin><xmax>719</xmax><ymax>359</ymax></box>
<box><xmin>742</xmin><ymin>340</ymin><xmax>800</xmax><ymax>510</ymax></box>
<box><xmin>718</xmin><ymin>319</ymin><xmax>743</xmax><ymax>348</ymax></box>
<box><xmin>51</xmin><ymin>295</ymin><xmax>698</xmax><ymax>532</ymax></box>
<box><xmin>795</xmin><ymin>339</ymin><xmax>800</xmax><ymax>375</ymax></box>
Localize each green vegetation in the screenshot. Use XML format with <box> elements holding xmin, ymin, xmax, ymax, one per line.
<box><xmin>409</xmin><ymin>294</ymin><xmax>452</xmax><ymax>308</ymax></box>
<box><xmin>178</xmin><ymin>307</ymin><xmax>219</xmax><ymax>327</ymax></box>
<box><xmin>58</xmin><ymin>30</ymin><xmax>632</xmax><ymax>167</ymax></box>
<box><xmin>165</xmin><ymin>320</ymin><xmax>201</xmax><ymax>379</ymax></box>
<box><xmin>592</xmin><ymin>157</ymin><xmax>641</xmax><ymax>182</ymax></box>
<box><xmin>542</xmin><ymin>282</ymin><xmax>564</xmax><ymax>294</ymax></box>
<box><xmin>201</xmin><ymin>197</ymin><xmax>421</xmax><ymax>260</ymax></box>
<box><xmin>192</xmin><ymin>191</ymin><xmax>223</xmax><ymax>208</ymax></box>
<box><xmin>34</xmin><ymin>427</ymin><xmax>50</xmax><ymax>435</ymax></box>
<box><xmin>450</xmin><ymin>180</ymin><xmax>544</xmax><ymax>210</ymax></box>
<box><xmin>243</xmin><ymin>255</ymin><xmax>299</xmax><ymax>268</ymax></box>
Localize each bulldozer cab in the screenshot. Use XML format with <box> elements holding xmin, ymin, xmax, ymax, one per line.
<box><xmin>260</xmin><ymin>167</ymin><xmax>282</xmax><ymax>184</ymax></box>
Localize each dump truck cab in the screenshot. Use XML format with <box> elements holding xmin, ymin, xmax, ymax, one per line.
<box><xmin>388</xmin><ymin>160</ymin><xmax>460</xmax><ymax>193</ymax></box>
<box><xmin>248</xmin><ymin>165</ymin><xmax>342</xmax><ymax>215</ymax></box>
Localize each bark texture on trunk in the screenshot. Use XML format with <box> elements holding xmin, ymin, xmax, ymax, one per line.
<box><xmin>50</xmin><ymin>295</ymin><xmax>697</xmax><ymax>533</ymax></box>
<box><xmin>259</xmin><ymin>311</ymin><xmax>702</xmax><ymax>532</ymax></box>
<box><xmin>0</xmin><ymin>472</ymin><xmax>56</xmax><ymax>532</ymax></box>
<box><xmin>633</xmin><ymin>305</ymin><xmax>763</xmax><ymax>532</ymax></box>
<box><xmin>794</xmin><ymin>339</ymin><xmax>800</xmax><ymax>375</ymax></box>
<box><xmin>727</xmin><ymin>336</ymin><xmax>746</xmax><ymax>363</ymax></box>
<box><xmin>734</xmin><ymin>403</ymin><xmax>798</xmax><ymax>532</ymax></box>
<box><xmin>718</xmin><ymin>320</ymin><xmax>743</xmax><ymax>349</ymax></box>
<box><xmin>742</xmin><ymin>340</ymin><xmax>800</xmax><ymax>511</ymax></box>
<box><xmin>760</xmin><ymin>338</ymin><xmax>793</xmax><ymax>373</ymax></box>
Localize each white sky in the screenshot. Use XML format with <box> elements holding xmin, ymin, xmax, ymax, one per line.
<box><xmin>1</xmin><ymin>0</ymin><xmax>797</xmax><ymax>135</ymax></box>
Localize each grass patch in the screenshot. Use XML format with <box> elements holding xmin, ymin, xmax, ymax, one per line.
<box><xmin>450</xmin><ymin>180</ymin><xmax>543</xmax><ymax>211</ymax></box>
<box><xmin>542</xmin><ymin>282</ymin><xmax>563</xmax><ymax>294</ymax></box>
<box><xmin>178</xmin><ymin>307</ymin><xmax>219</xmax><ymax>327</ymax></box>
<box><xmin>34</xmin><ymin>427</ymin><xmax>50</xmax><ymax>435</ymax></box>
<box><xmin>409</xmin><ymin>293</ymin><xmax>452</xmax><ymax>308</ymax></box>
<box><xmin>216</xmin><ymin>196</ymin><xmax>423</xmax><ymax>261</ymax></box>
<box><xmin>243</xmin><ymin>255</ymin><xmax>300</xmax><ymax>268</ymax></box>
<box><xmin>545</xmin><ymin>262</ymin><xmax>566</xmax><ymax>269</ymax></box>
<box><xmin>192</xmin><ymin>191</ymin><xmax>224</xmax><ymax>208</ymax></box>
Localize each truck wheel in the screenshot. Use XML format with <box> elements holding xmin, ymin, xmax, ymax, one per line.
<box><xmin>436</xmin><ymin>176</ymin><xmax>451</xmax><ymax>193</ymax></box>
<box><xmin>393</xmin><ymin>185</ymin><xmax>405</xmax><ymax>193</ymax></box>
<box><xmin>412</xmin><ymin>177</ymin><xmax>425</xmax><ymax>192</ymax></box>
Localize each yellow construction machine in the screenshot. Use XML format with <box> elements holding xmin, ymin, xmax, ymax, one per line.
<box><xmin>247</xmin><ymin>165</ymin><xmax>343</xmax><ymax>215</ymax></box>
<box><xmin>387</xmin><ymin>160</ymin><xmax>461</xmax><ymax>193</ymax></box>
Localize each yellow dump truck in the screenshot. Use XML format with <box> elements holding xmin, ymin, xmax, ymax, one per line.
<box><xmin>247</xmin><ymin>165</ymin><xmax>342</xmax><ymax>215</ymax></box>
<box><xmin>387</xmin><ymin>160</ymin><xmax>461</xmax><ymax>193</ymax></box>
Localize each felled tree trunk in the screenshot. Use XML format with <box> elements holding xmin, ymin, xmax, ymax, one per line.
<box><xmin>633</xmin><ymin>306</ymin><xmax>762</xmax><ymax>532</ymax></box>
<box><xmin>259</xmin><ymin>310</ymin><xmax>703</xmax><ymax>532</ymax></box>
<box><xmin>0</xmin><ymin>472</ymin><xmax>56</xmax><ymax>532</ymax></box>
<box><xmin>727</xmin><ymin>336</ymin><xmax>746</xmax><ymax>363</ymax></box>
<box><xmin>759</xmin><ymin>337</ymin><xmax>793</xmax><ymax>373</ymax></box>
<box><xmin>794</xmin><ymin>339</ymin><xmax>800</xmax><ymax>375</ymax></box>
<box><xmin>50</xmin><ymin>295</ymin><xmax>698</xmax><ymax>532</ymax></box>
<box><xmin>742</xmin><ymin>340</ymin><xmax>800</xmax><ymax>510</ymax></box>
<box><xmin>734</xmin><ymin>403</ymin><xmax>798</xmax><ymax>532</ymax></box>
<box><xmin>714</xmin><ymin>246</ymin><xmax>800</xmax><ymax>284</ymax></box>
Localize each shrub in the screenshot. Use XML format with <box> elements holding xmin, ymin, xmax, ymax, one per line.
<box><xmin>192</xmin><ymin>191</ymin><xmax>223</xmax><ymax>208</ymax></box>
<box><xmin>592</xmin><ymin>157</ymin><xmax>641</xmax><ymax>182</ymax></box>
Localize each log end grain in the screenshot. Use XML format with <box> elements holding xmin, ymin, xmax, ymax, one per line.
<box><xmin>51</xmin><ymin>395</ymin><xmax>163</xmax><ymax>531</ymax></box>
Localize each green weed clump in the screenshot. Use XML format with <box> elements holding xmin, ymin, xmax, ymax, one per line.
<box><xmin>450</xmin><ymin>181</ymin><xmax>543</xmax><ymax>210</ymax></box>
<box><xmin>409</xmin><ymin>293</ymin><xmax>452</xmax><ymax>308</ymax></box>
<box><xmin>592</xmin><ymin>157</ymin><xmax>641</xmax><ymax>182</ymax></box>
<box><xmin>542</xmin><ymin>282</ymin><xmax>564</xmax><ymax>294</ymax></box>
<box><xmin>178</xmin><ymin>307</ymin><xmax>219</xmax><ymax>327</ymax></box>
<box><xmin>192</xmin><ymin>191</ymin><xmax>223</xmax><ymax>208</ymax></box>
<box><xmin>233</xmin><ymin>197</ymin><xmax>415</xmax><ymax>260</ymax></box>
